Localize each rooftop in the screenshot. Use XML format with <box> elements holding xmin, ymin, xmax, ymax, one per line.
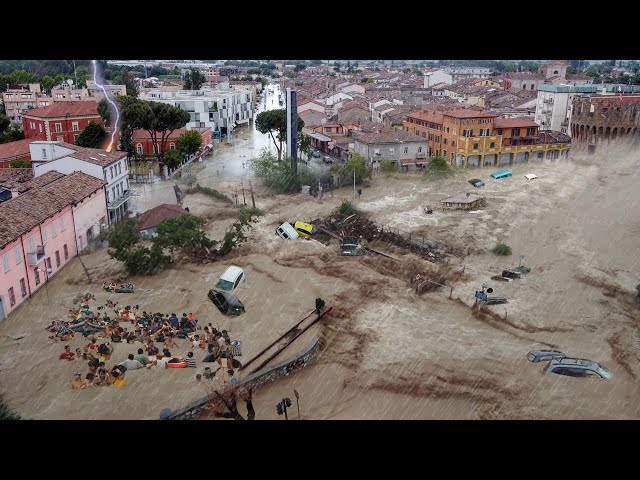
<box><xmin>494</xmin><ymin>117</ymin><xmax>539</xmax><ymax>128</ymax></box>
<box><xmin>354</xmin><ymin>128</ymin><xmax>425</xmax><ymax>144</ymax></box>
<box><xmin>0</xmin><ymin>168</ymin><xmax>33</xmax><ymax>186</ymax></box>
<box><xmin>0</xmin><ymin>139</ymin><xmax>33</xmax><ymax>161</ymax></box>
<box><xmin>21</xmin><ymin>101</ymin><xmax>99</xmax><ymax>119</ymax></box>
<box><xmin>0</xmin><ymin>171</ymin><xmax>105</xmax><ymax>248</ymax></box>
<box><xmin>17</xmin><ymin>171</ymin><xmax>65</xmax><ymax>193</ymax></box>
<box><xmin>136</xmin><ymin>204</ymin><xmax>190</xmax><ymax>232</ymax></box>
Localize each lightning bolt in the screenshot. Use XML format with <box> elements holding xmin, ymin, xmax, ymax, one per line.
<box><xmin>92</xmin><ymin>60</ymin><xmax>120</xmax><ymax>152</ymax></box>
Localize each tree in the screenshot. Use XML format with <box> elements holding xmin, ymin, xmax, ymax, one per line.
<box><xmin>330</xmin><ymin>153</ymin><xmax>369</xmax><ymax>187</ymax></box>
<box><xmin>125</xmin><ymin>99</ymin><xmax>190</xmax><ymax>165</ymax></box>
<box><xmin>0</xmin><ymin>124</ymin><xmax>25</xmax><ymax>144</ymax></box>
<box><xmin>298</xmin><ymin>132</ymin><xmax>312</xmax><ymax>159</ymax></box>
<box><xmin>380</xmin><ymin>159</ymin><xmax>396</xmax><ymax>173</ymax></box>
<box><xmin>493</xmin><ymin>243</ymin><xmax>512</xmax><ymax>256</ymax></box>
<box><xmin>177</xmin><ymin>130</ymin><xmax>203</xmax><ymax>157</ymax></box>
<box><xmin>154</xmin><ymin>215</ymin><xmax>216</xmax><ymax>256</ymax></box>
<box><xmin>423</xmin><ymin>155</ymin><xmax>454</xmax><ymax>179</ymax></box>
<box><xmin>114</xmin><ymin>68</ymin><xmax>139</xmax><ymax>97</ymax></box>
<box><xmin>162</xmin><ymin>149</ymin><xmax>182</xmax><ymax>170</ymax></box>
<box><xmin>251</xmin><ymin>152</ymin><xmax>301</xmax><ymax>193</ymax></box>
<box><xmin>255</xmin><ymin>109</ymin><xmax>303</xmax><ymax>160</ymax></box>
<box><xmin>97</xmin><ymin>98</ymin><xmax>111</xmax><ymax>127</ymax></box>
<box><xmin>75</xmin><ymin>121</ymin><xmax>107</xmax><ymax>148</ymax></box>
<box><xmin>9</xmin><ymin>160</ymin><xmax>30</xmax><ymax>168</ymax></box>
<box><xmin>184</xmin><ymin>68</ymin><xmax>206</xmax><ymax>90</ymax></box>
<box><xmin>0</xmin><ymin>114</ymin><xmax>9</xmax><ymax>135</ymax></box>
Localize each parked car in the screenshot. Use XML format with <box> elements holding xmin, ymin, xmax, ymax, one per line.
<box><xmin>527</xmin><ymin>350</ymin><xmax>566</xmax><ymax>363</ymax></box>
<box><xmin>214</xmin><ymin>266</ymin><xmax>246</xmax><ymax>292</ymax></box>
<box><xmin>468</xmin><ymin>178</ymin><xmax>485</xmax><ymax>188</ymax></box>
<box><xmin>208</xmin><ymin>289</ymin><xmax>245</xmax><ymax>316</ymax></box>
<box><xmin>338</xmin><ymin>236</ymin><xmax>365</xmax><ymax>256</ymax></box>
<box><xmin>312</xmin><ymin>151</ymin><xmax>321</xmax><ymax>158</ymax></box>
<box><xmin>293</xmin><ymin>221</ymin><xmax>316</xmax><ymax>238</ymax></box>
<box><xmin>543</xmin><ymin>357</ymin><xmax>611</xmax><ymax>379</ymax></box>
<box><xmin>275</xmin><ymin>222</ymin><xmax>299</xmax><ymax>240</ymax></box>
<box><xmin>524</xmin><ymin>173</ymin><xmax>538</xmax><ymax>180</ymax></box>
<box><xmin>323</xmin><ymin>156</ymin><xmax>333</xmax><ymax>164</ymax></box>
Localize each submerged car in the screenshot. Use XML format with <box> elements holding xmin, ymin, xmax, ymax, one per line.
<box><xmin>214</xmin><ymin>266</ymin><xmax>246</xmax><ymax>292</ymax></box>
<box><xmin>323</xmin><ymin>156</ymin><xmax>333</xmax><ymax>164</ymax></box>
<box><xmin>338</xmin><ymin>236</ymin><xmax>365</xmax><ymax>256</ymax></box>
<box><xmin>543</xmin><ymin>357</ymin><xmax>611</xmax><ymax>379</ymax></box>
<box><xmin>293</xmin><ymin>221</ymin><xmax>316</xmax><ymax>238</ymax></box>
<box><xmin>468</xmin><ymin>178</ymin><xmax>485</xmax><ymax>188</ymax></box>
<box><xmin>208</xmin><ymin>289</ymin><xmax>245</xmax><ymax>316</ymax></box>
<box><xmin>502</xmin><ymin>269</ymin><xmax>524</xmax><ymax>280</ymax></box>
<box><xmin>275</xmin><ymin>222</ymin><xmax>299</xmax><ymax>240</ymax></box>
<box><xmin>312</xmin><ymin>151</ymin><xmax>321</xmax><ymax>158</ymax></box>
<box><xmin>527</xmin><ymin>350</ymin><xmax>566</xmax><ymax>363</ymax></box>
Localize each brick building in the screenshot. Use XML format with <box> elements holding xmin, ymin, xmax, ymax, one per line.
<box><xmin>22</xmin><ymin>101</ymin><xmax>102</xmax><ymax>144</ymax></box>
<box><xmin>570</xmin><ymin>94</ymin><xmax>640</xmax><ymax>155</ymax></box>
<box><xmin>131</xmin><ymin>128</ymin><xmax>212</xmax><ymax>157</ymax></box>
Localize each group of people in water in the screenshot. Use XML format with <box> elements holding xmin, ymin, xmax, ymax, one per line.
<box><xmin>49</xmin><ymin>295</ymin><xmax>242</xmax><ymax>390</ymax></box>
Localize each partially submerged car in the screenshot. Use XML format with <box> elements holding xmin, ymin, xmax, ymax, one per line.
<box><xmin>524</xmin><ymin>173</ymin><xmax>538</xmax><ymax>180</ymax></box>
<box><xmin>338</xmin><ymin>236</ymin><xmax>365</xmax><ymax>256</ymax></box>
<box><xmin>502</xmin><ymin>269</ymin><xmax>524</xmax><ymax>280</ymax></box>
<box><xmin>293</xmin><ymin>221</ymin><xmax>316</xmax><ymax>238</ymax></box>
<box><xmin>208</xmin><ymin>289</ymin><xmax>245</xmax><ymax>316</ymax></box>
<box><xmin>275</xmin><ymin>222</ymin><xmax>299</xmax><ymax>240</ymax></box>
<box><xmin>214</xmin><ymin>266</ymin><xmax>246</xmax><ymax>293</ymax></box>
<box><xmin>543</xmin><ymin>357</ymin><xmax>611</xmax><ymax>379</ymax></box>
<box><xmin>312</xmin><ymin>150</ymin><xmax>321</xmax><ymax>158</ymax></box>
<box><xmin>468</xmin><ymin>178</ymin><xmax>485</xmax><ymax>188</ymax></box>
<box><xmin>527</xmin><ymin>350</ymin><xmax>566</xmax><ymax>363</ymax></box>
<box><xmin>323</xmin><ymin>156</ymin><xmax>333</xmax><ymax>164</ymax></box>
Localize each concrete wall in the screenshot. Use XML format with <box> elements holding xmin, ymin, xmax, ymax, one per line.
<box><xmin>72</xmin><ymin>189</ymin><xmax>108</xmax><ymax>252</ymax></box>
<box><xmin>167</xmin><ymin>337</ymin><xmax>321</xmax><ymax>420</ymax></box>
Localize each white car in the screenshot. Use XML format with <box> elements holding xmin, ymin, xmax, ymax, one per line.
<box><xmin>214</xmin><ymin>266</ymin><xmax>246</xmax><ymax>292</ymax></box>
<box><xmin>543</xmin><ymin>357</ymin><xmax>611</xmax><ymax>379</ymax></box>
<box><xmin>524</xmin><ymin>173</ymin><xmax>538</xmax><ymax>180</ymax></box>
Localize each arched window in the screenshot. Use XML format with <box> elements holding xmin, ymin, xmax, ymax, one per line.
<box><xmin>136</xmin><ymin>143</ymin><xmax>143</xmax><ymax>154</ymax></box>
<box><xmin>170</xmin><ymin>143</ymin><xmax>176</xmax><ymax>151</ymax></box>
<box><xmin>553</xmin><ymin>70</ymin><xmax>559</xmax><ymax>75</ymax></box>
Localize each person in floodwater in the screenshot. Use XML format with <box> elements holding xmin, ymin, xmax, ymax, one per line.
<box><xmin>59</xmin><ymin>345</ymin><xmax>75</xmax><ymax>361</ymax></box>
<box><xmin>71</xmin><ymin>372</ymin><xmax>87</xmax><ymax>389</ymax></box>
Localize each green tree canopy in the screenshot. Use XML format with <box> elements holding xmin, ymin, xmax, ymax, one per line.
<box><xmin>0</xmin><ymin>124</ymin><xmax>25</xmax><ymax>144</ymax></box>
<box><xmin>177</xmin><ymin>130</ymin><xmax>203</xmax><ymax>157</ymax></box>
<box><xmin>255</xmin><ymin>109</ymin><xmax>303</xmax><ymax>160</ymax></box>
<box><xmin>97</xmin><ymin>98</ymin><xmax>112</xmax><ymax>127</ymax></box>
<box><xmin>423</xmin><ymin>155</ymin><xmax>454</xmax><ymax>179</ymax></box>
<box><xmin>184</xmin><ymin>68</ymin><xmax>206</xmax><ymax>90</ymax></box>
<box><xmin>154</xmin><ymin>215</ymin><xmax>215</xmax><ymax>255</ymax></box>
<box><xmin>0</xmin><ymin>114</ymin><xmax>9</xmax><ymax>134</ymax></box>
<box><xmin>75</xmin><ymin>121</ymin><xmax>107</xmax><ymax>148</ymax></box>
<box><xmin>330</xmin><ymin>153</ymin><xmax>369</xmax><ymax>187</ymax></box>
<box><xmin>9</xmin><ymin>159</ymin><xmax>31</xmax><ymax>168</ymax></box>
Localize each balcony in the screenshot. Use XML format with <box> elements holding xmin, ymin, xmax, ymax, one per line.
<box><xmin>107</xmin><ymin>189</ymin><xmax>135</xmax><ymax>210</ymax></box>
<box><xmin>27</xmin><ymin>245</ymin><xmax>45</xmax><ymax>266</ymax></box>
<box><xmin>415</xmin><ymin>152</ymin><xmax>426</xmax><ymax>159</ymax></box>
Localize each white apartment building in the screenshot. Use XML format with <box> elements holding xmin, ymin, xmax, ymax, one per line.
<box><xmin>1</xmin><ymin>84</ymin><xmax>51</xmax><ymax>123</ymax></box>
<box><xmin>29</xmin><ymin>141</ymin><xmax>132</xmax><ymax>225</ymax></box>
<box><xmin>139</xmin><ymin>85</ymin><xmax>254</xmax><ymax>134</ymax></box>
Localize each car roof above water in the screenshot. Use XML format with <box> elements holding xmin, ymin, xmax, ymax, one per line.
<box><xmin>219</xmin><ymin>266</ymin><xmax>243</xmax><ymax>282</ymax></box>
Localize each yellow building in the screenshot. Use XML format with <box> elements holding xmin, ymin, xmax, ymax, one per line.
<box><xmin>403</xmin><ymin>108</ymin><xmax>570</xmax><ymax>168</ymax></box>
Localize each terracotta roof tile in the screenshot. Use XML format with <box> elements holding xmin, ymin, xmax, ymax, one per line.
<box><xmin>53</xmin><ymin>142</ymin><xmax>126</xmax><ymax>167</ymax></box>
<box><xmin>494</xmin><ymin>118</ymin><xmax>539</xmax><ymax>128</ymax></box>
<box><xmin>0</xmin><ymin>139</ymin><xmax>33</xmax><ymax>161</ymax></box>
<box><xmin>21</xmin><ymin>101</ymin><xmax>99</xmax><ymax>119</ymax></box>
<box><xmin>136</xmin><ymin>204</ymin><xmax>189</xmax><ymax>231</ymax></box>
<box><xmin>0</xmin><ymin>168</ymin><xmax>33</xmax><ymax>186</ymax></box>
<box><xmin>354</xmin><ymin>127</ymin><xmax>425</xmax><ymax>144</ymax></box>
<box><xmin>17</xmin><ymin>171</ymin><xmax>65</xmax><ymax>193</ymax></box>
<box><xmin>0</xmin><ymin>171</ymin><xmax>105</xmax><ymax>248</ymax></box>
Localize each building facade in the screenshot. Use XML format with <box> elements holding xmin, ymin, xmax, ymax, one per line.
<box><xmin>22</xmin><ymin>101</ymin><xmax>102</xmax><ymax>144</ymax></box>
<box><xmin>140</xmin><ymin>86</ymin><xmax>254</xmax><ymax>135</ymax></box>
<box><xmin>29</xmin><ymin>141</ymin><xmax>130</xmax><ymax>225</ymax></box>
<box><xmin>131</xmin><ymin>128</ymin><xmax>212</xmax><ymax>157</ymax></box>
<box><xmin>0</xmin><ymin>171</ymin><xmax>106</xmax><ymax>320</ymax></box>
<box><xmin>404</xmin><ymin>108</ymin><xmax>571</xmax><ymax>167</ymax></box>
<box><xmin>570</xmin><ymin>94</ymin><xmax>640</xmax><ymax>155</ymax></box>
<box><xmin>353</xmin><ymin>129</ymin><xmax>429</xmax><ymax>170</ymax></box>
<box><xmin>1</xmin><ymin>84</ymin><xmax>51</xmax><ymax>123</ymax></box>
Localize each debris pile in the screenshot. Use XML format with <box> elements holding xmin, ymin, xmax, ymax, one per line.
<box><xmin>313</xmin><ymin>213</ymin><xmax>448</xmax><ymax>262</ymax></box>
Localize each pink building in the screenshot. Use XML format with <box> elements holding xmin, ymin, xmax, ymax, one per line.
<box><xmin>0</xmin><ymin>171</ymin><xmax>106</xmax><ymax>320</ymax></box>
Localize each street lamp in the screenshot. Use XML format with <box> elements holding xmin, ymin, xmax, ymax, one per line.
<box><xmin>276</xmin><ymin>397</ymin><xmax>292</xmax><ymax>420</ymax></box>
<box><xmin>36</xmin><ymin>267</ymin><xmax>53</xmax><ymax>304</ymax></box>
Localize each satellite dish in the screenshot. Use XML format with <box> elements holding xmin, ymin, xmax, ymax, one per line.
<box><xmin>486</xmin><ymin>288</ymin><xmax>494</xmax><ymax>294</ymax></box>
<box><xmin>67</xmin><ymin>79</ymin><xmax>74</xmax><ymax>86</ymax></box>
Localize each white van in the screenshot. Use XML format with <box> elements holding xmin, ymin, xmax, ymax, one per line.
<box><xmin>275</xmin><ymin>222</ymin><xmax>299</xmax><ymax>240</ymax></box>
<box><xmin>524</xmin><ymin>173</ymin><xmax>538</xmax><ymax>180</ymax></box>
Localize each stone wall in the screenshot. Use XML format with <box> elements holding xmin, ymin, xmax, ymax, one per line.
<box><xmin>166</xmin><ymin>337</ymin><xmax>321</xmax><ymax>420</ymax></box>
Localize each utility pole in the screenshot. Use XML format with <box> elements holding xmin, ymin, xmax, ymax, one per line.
<box><xmin>249</xmin><ymin>179</ymin><xmax>256</xmax><ymax>208</ymax></box>
<box><xmin>73</xmin><ymin>60</ymin><xmax>78</xmax><ymax>87</ymax></box>
<box><xmin>241</xmin><ymin>179</ymin><xmax>246</xmax><ymax>205</ymax></box>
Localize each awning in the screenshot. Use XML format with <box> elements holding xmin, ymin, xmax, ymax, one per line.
<box><xmin>308</xmin><ymin>132</ymin><xmax>331</xmax><ymax>142</ymax></box>
<box><xmin>205</xmin><ymin>143</ymin><xmax>213</xmax><ymax>149</ymax></box>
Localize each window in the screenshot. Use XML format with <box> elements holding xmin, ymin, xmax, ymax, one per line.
<box><xmin>56</xmin><ymin>136</ymin><xmax>63</xmax><ymax>142</ymax></box>
<box><xmin>452</xmin><ymin>141</ymin><xmax>456</xmax><ymax>147</ymax></box>
<box><xmin>527</xmin><ymin>127</ymin><xmax>536</xmax><ymax>136</ymax></box>
<box><xmin>42</xmin><ymin>148</ymin><xmax>47</xmax><ymax>159</ymax></box>
<box><xmin>42</xmin><ymin>227</ymin><xmax>48</xmax><ymax>244</ymax></box>
<box><xmin>45</xmin><ymin>258</ymin><xmax>52</xmax><ymax>270</ymax></box>
<box><xmin>403</xmin><ymin>147</ymin><xmax>408</xmax><ymax>154</ymax></box>
<box><xmin>55</xmin><ymin>251</ymin><xmax>61</xmax><ymax>267</ymax></box>
<box><xmin>490</xmin><ymin>142</ymin><xmax>496</xmax><ymax>149</ymax></box>
<box><xmin>418</xmin><ymin>146</ymin><xmax>423</xmax><ymax>153</ymax></box>
<box><xmin>452</xmin><ymin>128</ymin><xmax>456</xmax><ymax>135</ymax></box>
<box><xmin>73</xmin><ymin>134</ymin><xmax>79</xmax><ymax>142</ymax></box>
<box><xmin>34</xmin><ymin>268</ymin><xmax>40</xmax><ymax>285</ymax></box>
<box><xmin>8</xmin><ymin>287</ymin><xmax>15</xmax><ymax>306</ymax></box>
<box><xmin>136</xmin><ymin>144</ymin><xmax>143</xmax><ymax>154</ymax></box>
<box><xmin>480</xmin><ymin>128</ymin><xmax>489</xmax><ymax>136</ymax></box>
<box><xmin>20</xmin><ymin>279</ymin><xmax>27</xmax><ymax>297</ymax></box>
<box><xmin>443</xmin><ymin>138</ymin><xmax>448</xmax><ymax>145</ymax></box>
<box><xmin>473</xmin><ymin>143</ymin><xmax>479</xmax><ymax>150</ymax></box>
<box><xmin>112</xmin><ymin>187</ymin><xmax>116</xmax><ymax>200</ymax></box>
<box><xmin>422</xmin><ymin>131</ymin><xmax>426</xmax><ymax>138</ymax></box>
<box><xmin>14</xmin><ymin>246</ymin><xmax>21</xmax><ymax>264</ymax></box>
<box><xmin>28</xmin><ymin>237</ymin><xmax>35</xmax><ymax>253</ymax></box>
<box><xmin>51</xmin><ymin>222</ymin><xmax>57</xmax><ymax>238</ymax></box>
<box><xmin>110</xmin><ymin>166</ymin><xmax>114</xmax><ymax>179</ymax></box>
<box><xmin>435</xmin><ymin>136</ymin><xmax>440</xmax><ymax>142</ymax></box>
<box><xmin>496</xmin><ymin>129</ymin><xmax>503</xmax><ymax>135</ymax></box>
<box><xmin>60</xmin><ymin>217</ymin><xmax>65</xmax><ymax>231</ymax></box>
<box><xmin>2</xmin><ymin>253</ymin><xmax>9</xmax><ymax>272</ymax></box>
<box><xmin>374</xmin><ymin>148</ymin><xmax>380</xmax><ymax>156</ymax></box>
<box><xmin>55</xmin><ymin>123</ymin><xmax>62</xmax><ymax>132</ymax></box>
<box><xmin>72</xmin><ymin>121</ymin><xmax>79</xmax><ymax>131</ymax></box>
<box><xmin>39</xmin><ymin>124</ymin><xmax>42</xmax><ymax>132</ymax></box>
<box><xmin>389</xmin><ymin>148</ymin><xmax>395</xmax><ymax>156</ymax></box>
<box><xmin>63</xmin><ymin>244</ymin><xmax>69</xmax><ymax>260</ymax></box>
<box><xmin>511</xmin><ymin>128</ymin><xmax>520</xmax><ymax>137</ymax></box>
<box><xmin>170</xmin><ymin>143</ymin><xmax>176</xmax><ymax>151</ymax></box>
